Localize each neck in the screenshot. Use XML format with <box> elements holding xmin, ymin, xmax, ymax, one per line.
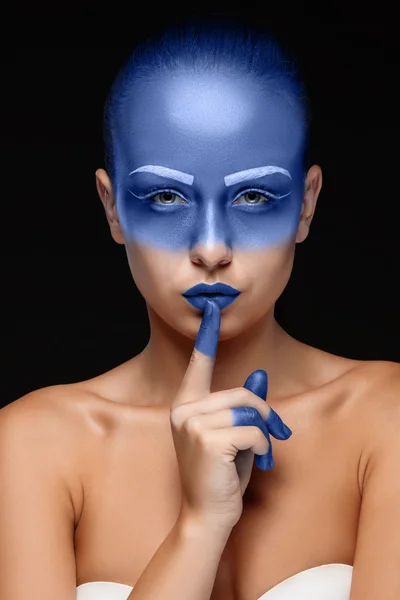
<box><xmin>138</xmin><ymin>304</ymin><xmax>301</xmax><ymax>407</ymax></box>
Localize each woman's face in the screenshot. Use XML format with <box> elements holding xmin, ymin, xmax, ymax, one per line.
<box><xmin>98</xmin><ymin>70</ymin><xmax>321</xmax><ymax>341</ymax></box>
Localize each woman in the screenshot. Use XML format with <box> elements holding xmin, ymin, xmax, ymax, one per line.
<box><xmin>1</xmin><ymin>16</ymin><xmax>400</xmax><ymax>600</ymax></box>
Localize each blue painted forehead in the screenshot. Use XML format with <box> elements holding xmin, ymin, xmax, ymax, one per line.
<box><xmin>103</xmin><ymin>17</ymin><xmax>311</xmax><ymax>184</ymax></box>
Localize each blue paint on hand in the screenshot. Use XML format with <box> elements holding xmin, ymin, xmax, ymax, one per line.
<box><xmin>231</xmin><ymin>369</ymin><xmax>292</xmax><ymax>471</ymax></box>
<box><xmin>194</xmin><ymin>299</ymin><xmax>221</xmax><ymax>358</ymax></box>
<box><xmin>192</xmin><ymin>303</ymin><xmax>292</xmax><ymax>472</ymax></box>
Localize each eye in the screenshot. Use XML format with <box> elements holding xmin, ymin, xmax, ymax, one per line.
<box><xmin>150</xmin><ymin>192</ymin><xmax>186</xmax><ymax>204</ymax></box>
<box><xmin>233</xmin><ymin>191</ymin><xmax>270</xmax><ymax>205</ymax></box>
<box><xmin>232</xmin><ymin>187</ymin><xmax>292</xmax><ymax>207</ymax></box>
<box><xmin>128</xmin><ymin>188</ymin><xmax>187</xmax><ymax>204</ymax></box>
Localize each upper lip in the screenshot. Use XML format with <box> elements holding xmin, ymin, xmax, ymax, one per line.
<box><xmin>182</xmin><ymin>282</ymin><xmax>240</xmax><ymax>296</ymax></box>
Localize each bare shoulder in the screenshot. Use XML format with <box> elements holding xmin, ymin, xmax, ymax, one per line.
<box><xmin>299</xmin><ymin>347</ymin><xmax>400</xmax><ymax>493</ymax></box>
<box><xmin>2</xmin><ymin>383</ymin><xmax>99</xmax><ymax>438</ymax></box>
<box><xmin>339</xmin><ymin>357</ymin><xmax>400</xmax><ymax>424</ymax></box>
<box><xmin>0</xmin><ymin>383</ymin><xmax>113</xmax><ymax>528</ymax></box>
<box><xmin>317</xmin><ymin>352</ymin><xmax>400</xmax><ymax>479</ymax></box>
<box><xmin>1</xmin><ymin>378</ymin><xmax>127</xmax><ymax>435</ymax></box>
<box><xmin>337</xmin><ymin>357</ymin><xmax>400</xmax><ymax>399</ymax></box>
<box><xmin>290</xmin><ymin>338</ymin><xmax>400</xmax><ymax>429</ymax></box>
<box><xmin>349</xmin><ymin>358</ymin><xmax>400</xmax><ymax>424</ymax></box>
<box><xmin>293</xmin><ymin>333</ymin><xmax>400</xmax><ymax>396</ymax></box>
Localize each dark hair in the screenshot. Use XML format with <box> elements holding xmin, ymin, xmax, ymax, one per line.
<box><xmin>103</xmin><ymin>16</ymin><xmax>311</xmax><ymax>184</ymax></box>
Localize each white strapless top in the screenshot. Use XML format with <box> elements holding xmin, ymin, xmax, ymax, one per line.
<box><xmin>76</xmin><ymin>563</ymin><xmax>352</xmax><ymax>599</ymax></box>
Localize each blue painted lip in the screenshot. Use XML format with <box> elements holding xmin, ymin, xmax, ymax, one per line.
<box><xmin>183</xmin><ymin>293</ymin><xmax>240</xmax><ymax>310</ymax></box>
<box><xmin>183</xmin><ymin>282</ymin><xmax>240</xmax><ymax>296</ymax></box>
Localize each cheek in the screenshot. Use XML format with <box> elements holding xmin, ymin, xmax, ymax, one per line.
<box><xmin>124</xmin><ymin>243</ymin><xmax>182</xmax><ymax>297</ymax></box>
<box><xmin>244</xmin><ymin>243</ymin><xmax>296</xmax><ymax>296</ymax></box>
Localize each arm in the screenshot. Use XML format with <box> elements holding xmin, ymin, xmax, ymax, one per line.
<box><xmin>350</xmin><ymin>364</ymin><xmax>400</xmax><ymax>599</ymax></box>
<box><xmin>127</xmin><ymin>509</ymin><xmax>231</xmax><ymax>600</ymax></box>
<box><xmin>0</xmin><ymin>389</ymin><xmax>80</xmax><ymax>600</ymax></box>
<box><xmin>0</xmin><ymin>387</ymin><xmax>232</xmax><ymax>600</ymax></box>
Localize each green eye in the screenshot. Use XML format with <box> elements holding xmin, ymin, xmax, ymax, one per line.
<box><xmin>233</xmin><ymin>188</ymin><xmax>292</xmax><ymax>207</ymax></box>
<box><xmin>150</xmin><ymin>192</ymin><xmax>187</xmax><ymax>204</ymax></box>
<box><xmin>234</xmin><ymin>192</ymin><xmax>269</xmax><ymax>205</ymax></box>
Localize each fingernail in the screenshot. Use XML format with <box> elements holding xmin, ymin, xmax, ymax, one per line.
<box><xmin>282</xmin><ymin>423</ymin><xmax>292</xmax><ymax>438</ymax></box>
<box><xmin>195</xmin><ymin>300</ymin><xmax>220</xmax><ymax>358</ymax></box>
<box><xmin>260</xmin><ymin>452</ymin><xmax>275</xmax><ymax>471</ymax></box>
<box><xmin>204</xmin><ymin>299</ymin><xmax>213</xmax><ymax>318</ymax></box>
<box><xmin>265</xmin><ymin>407</ymin><xmax>292</xmax><ymax>440</ymax></box>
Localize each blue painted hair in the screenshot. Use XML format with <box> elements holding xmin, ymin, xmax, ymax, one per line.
<box><xmin>103</xmin><ymin>16</ymin><xmax>311</xmax><ymax>184</ymax></box>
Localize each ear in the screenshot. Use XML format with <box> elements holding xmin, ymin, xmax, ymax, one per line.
<box><xmin>95</xmin><ymin>169</ymin><xmax>125</xmax><ymax>245</ymax></box>
<box><xmin>295</xmin><ymin>165</ymin><xmax>323</xmax><ymax>244</ymax></box>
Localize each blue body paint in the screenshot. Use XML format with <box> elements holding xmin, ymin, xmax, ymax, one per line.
<box><xmin>195</xmin><ymin>300</ymin><xmax>292</xmax><ymax>471</ymax></box>
<box><xmin>194</xmin><ymin>299</ymin><xmax>221</xmax><ymax>357</ymax></box>
<box><xmin>238</xmin><ymin>369</ymin><xmax>292</xmax><ymax>470</ymax></box>
<box><xmin>103</xmin><ymin>20</ymin><xmax>300</xmax><ymax>471</ymax></box>
<box><xmin>111</xmin><ymin>70</ymin><xmax>306</xmax><ymax>252</ymax></box>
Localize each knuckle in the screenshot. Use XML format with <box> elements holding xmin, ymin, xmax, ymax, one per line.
<box><xmin>243</xmin><ymin>389</ymin><xmax>258</xmax><ymax>406</ymax></box>
<box><xmin>170</xmin><ymin>406</ymin><xmax>185</xmax><ymax>428</ymax></box>
<box><xmin>253</xmin><ymin>426</ymin><xmax>269</xmax><ymax>448</ymax></box>
<box><xmin>247</xmin><ymin>391</ymin><xmax>270</xmax><ymax>419</ymax></box>
<box><xmin>263</xmin><ymin>433</ymin><xmax>271</xmax><ymax>451</ymax></box>
<box><xmin>233</xmin><ymin>386</ymin><xmax>245</xmax><ymax>397</ymax></box>
<box><xmin>194</xmin><ymin>426</ymin><xmax>214</xmax><ymax>452</ymax></box>
<box><xmin>257</xmin><ymin>400</ymin><xmax>270</xmax><ymax>421</ymax></box>
<box><xmin>185</xmin><ymin>415</ymin><xmax>203</xmax><ymax>435</ymax></box>
<box><xmin>255</xmin><ymin>426</ymin><xmax>266</xmax><ymax>441</ymax></box>
<box><xmin>245</xmin><ymin>406</ymin><xmax>259</xmax><ymax>420</ymax></box>
<box><xmin>244</xmin><ymin>388</ymin><xmax>255</xmax><ymax>401</ymax></box>
<box><xmin>233</xmin><ymin>388</ymin><xmax>270</xmax><ymax>420</ymax></box>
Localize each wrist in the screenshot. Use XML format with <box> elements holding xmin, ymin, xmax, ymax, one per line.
<box><xmin>177</xmin><ymin>505</ymin><xmax>234</xmax><ymax>544</ymax></box>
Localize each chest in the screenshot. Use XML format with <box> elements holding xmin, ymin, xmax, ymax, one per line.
<box><xmin>74</xmin><ymin>406</ymin><xmax>361</xmax><ymax>599</ymax></box>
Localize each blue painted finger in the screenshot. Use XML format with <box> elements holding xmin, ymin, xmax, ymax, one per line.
<box><xmin>242</xmin><ymin>368</ymin><xmax>268</xmax><ymax>400</ymax></box>
<box><xmin>242</xmin><ymin>369</ymin><xmax>292</xmax><ymax>440</ymax></box>
<box><xmin>230</xmin><ymin>369</ymin><xmax>292</xmax><ymax>471</ymax></box>
<box><xmin>242</xmin><ymin>369</ymin><xmax>273</xmax><ymax>469</ymax></box>
<box><xmin>265</xmin><ymin>406</ymin><xmax>292</xmax><ymax>440</ymax></box>
<box><xmin>194</xmin><ymin>299</ymin><xmax>221</xmax><ymax>358</ymax></box>
<box><xmin>231</xmin><ymin>405</ymin><xmax>274</xmax><ymax>471</ymax></box>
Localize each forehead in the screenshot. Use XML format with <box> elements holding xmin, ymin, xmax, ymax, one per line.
<box><xmin>114</xmin><ymin>71</ymin><xmax>306</xmax><ymax>176</ymax></box>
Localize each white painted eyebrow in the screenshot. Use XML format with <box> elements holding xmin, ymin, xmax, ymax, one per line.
<box><xmin>224</xmin><ymin>165</ymin><xmax>292</xmax><ymax>187</ymax></box>
<box><xmin>129</xmin><ymin>165</ymin><xmax>194</xmax><ymax>185</ymax></box>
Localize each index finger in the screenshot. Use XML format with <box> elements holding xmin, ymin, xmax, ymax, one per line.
<box><xmin>174</xmin><ymin>300</ymin><xmax>221</xmax><ymax>406</ymax></box>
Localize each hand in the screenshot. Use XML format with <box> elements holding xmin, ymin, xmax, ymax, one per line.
<box><xmin>170</xmin><ymin>300</ymin><xmax>292</xmax><ymax>531</ymax></box>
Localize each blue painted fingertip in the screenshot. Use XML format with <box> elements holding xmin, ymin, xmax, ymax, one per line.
<box><xmin>194</xmin><ymin>299</ymin><xmax>221</xmax><ymax>358</ymax></box>
<box><xmin>259</xmin><ymin>451</ymin><xmax>275</xmax><ymax>471</ymax></box>
<box><xmin>242</xmin><ymin>369</ymin><xmax>268</xmax><ymax>401</ymax></box>
<box><xmin>265</xmin><ymin>406</ymin><xmax>292</xmax><ymax>440</ymax></box>
<box><xmin>231</xmin><ymin>406</ymin><xmax>274</xmax><ymax>472</ymax></box>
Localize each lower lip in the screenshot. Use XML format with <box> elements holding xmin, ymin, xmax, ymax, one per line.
<box><xmin>182</xmin><ymin>293</ymin><xmax>240</xmax><ymax>310</ymax></box>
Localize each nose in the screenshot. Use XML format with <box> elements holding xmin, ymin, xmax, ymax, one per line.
<box><xmin>190</xmin><ymin>242</ymin><xmax>233</xmax><ymax>270</ymax></box>
<box><xmin>188</xmin><ymin>200</ymin><xmax>233</xmax><ymax>269</ymax></box>
<box><xmin>190</xmin><ymin>198</ymin><xmax>236</xmax><ymax>268</ymax></box>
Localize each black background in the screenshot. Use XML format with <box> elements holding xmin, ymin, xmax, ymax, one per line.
<box><xmin>2</xmin><ymin>2</ymin><xmax>399</xmax><ymax>407</ymax></box>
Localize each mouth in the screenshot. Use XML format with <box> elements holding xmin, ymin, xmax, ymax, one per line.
<box><xmin>182</xmin><ymin>292</ymin><xmax>240</xmax><ymax>310</ymax></box>
<box><xmin>182</xmin><ymin>282</ymin><xmax>240</xmax><ymax>297</ymax></box>
<box><xmin>186</xmin><ymin>292</ymin><xmax>239</xmax><ymax>297</ymax></box>
<box><xmin>188</xmin><ymin>292</ymin><xmax>225</xmax><ymax>296</ymax></box>
<box><xmin>181</xmin><ymin>282</ymin><xmax>241</xmax><ymax>310</ymax></box>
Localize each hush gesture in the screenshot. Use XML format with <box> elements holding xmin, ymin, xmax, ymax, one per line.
<box><xmin>170</xmin><ymin>299</ymin><xmax>292</xmax><ymax>532</ymax></box>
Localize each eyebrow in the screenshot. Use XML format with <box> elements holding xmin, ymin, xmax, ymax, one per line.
<box><xmin>129</xmin><ymin>165</ymin><xmax>194</xmax><ymax>185</ymax></box>
<box><xmin>224</xmin><ymin>165</ymin><xmax>292</xmax><ymax>186</ymax></box>
<box><xmin>128</xmin><ymin>164</ymin><xmax>291</xmax><ymax>188</ymax></box>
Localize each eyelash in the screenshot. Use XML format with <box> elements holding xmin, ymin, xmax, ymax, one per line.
<box><xmin>128</xmin><ymin>186</ymin><xmax>291</xmax><ymax>207</ymax></box>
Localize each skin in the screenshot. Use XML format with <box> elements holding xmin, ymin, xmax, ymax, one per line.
<box><xmin>3</xmin><ymin>62</ymin><xmax>400</xmax><ymax>600</ymax></box>
<box><xmin>196</xmin><ymin>300</ymin><xmax>293</xmax><ymax>471</ymax></box>
<box><xmin>95</xmin><ymin>69</ymin><xmax>323</xmax><ymax>411</ymax></box>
